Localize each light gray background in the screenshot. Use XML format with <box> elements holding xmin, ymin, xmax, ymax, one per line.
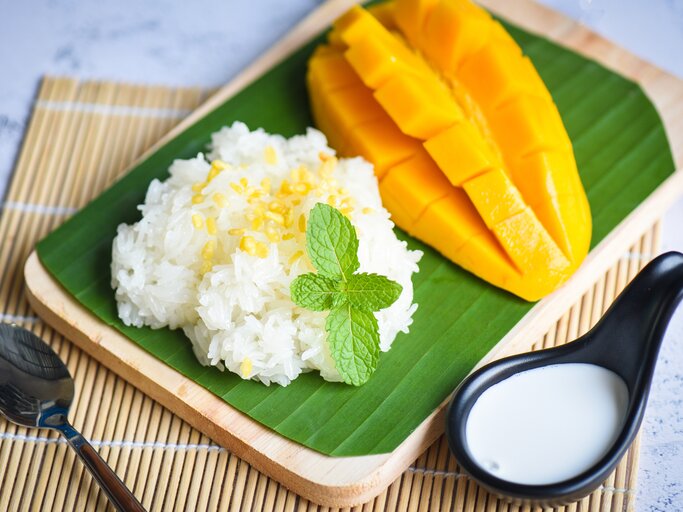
<box><xmin>0</xmin><ymin>1</ymin><xmax>681</xmax><ymax>510</ymax></box>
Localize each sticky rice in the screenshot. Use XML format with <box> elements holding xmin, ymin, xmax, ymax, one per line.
<box><xmin>111</xmin><ymin>122</ymin><xmax>422</xmax><ymax>385</ymax></box>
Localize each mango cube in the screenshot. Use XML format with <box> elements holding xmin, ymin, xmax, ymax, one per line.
<box><xmin>424</xmin><ymin>122</ymin><xmax>497</xmax><ymax>185</ymax></box>
<box><xmin>375</xmin><ymin>73</ymin><xmax>463</xmax><ymax>139</ymax></box>
<box><xmin>346</xmin><ymin>117</ymin><xmax>421</xmax><ymax>179</ymax></box>
<box><xmin>488</xmin><ymin>96</ymin><xmax>572</xmax><ymax>160</ymax></box>
<box><xmin>380</xmin><ymin>150</ymin><xmax>451</xmax><ymax>222</ymax></box>
<box><xmin>493</xmin><ymin>208</ymin><xmax>570</xmax><ymax>275</ymax></box>
<box><xmin>463</xmin><ymin>168</ymin><xmax>526</xmax><ymax>227</ymax></box>
<box><xmin>420</xmin><ymin>0</ymin><xmax>492</xmax><ymax>74</ymax></box>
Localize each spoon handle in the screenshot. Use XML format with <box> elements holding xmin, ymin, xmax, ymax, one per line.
<box><xmin>57</xmin><ymin>422</ymin><xmax>146</xmax><ymax>512</ymax></box>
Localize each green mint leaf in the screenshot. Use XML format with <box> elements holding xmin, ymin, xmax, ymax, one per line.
<box><xmin>293</xmin><ymin>204</ymin><xmax>397</xmax><ymax>385</ymax></box>
<box><xmin>325</xmin><ymin>304</ymin><xmax>380</xmax><ymax>386</ymax></box>
<box><xmin>290</xmin><ymin>273</ymin><xmax>343</xmax><ymax>311</ymax></box>
<box><xmin>344</xmin><ymin>273</ymin><xmax>403</xmax><ymax>311</ymax></box>
<box><xmin>306</xmin><ymin>203</ymin><xmax>359</xmax><ymax>280</ymax></box>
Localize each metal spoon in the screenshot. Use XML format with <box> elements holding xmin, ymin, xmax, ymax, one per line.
<box><xmin>0</xmin><ymin>324</ymin><xmax>146</xmax><ymax>512</ymax></box>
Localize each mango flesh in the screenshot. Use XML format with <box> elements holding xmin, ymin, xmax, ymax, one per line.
<box><xmin>306</xmin><ymin>1</ymin><xmax>591</xmax><ymax>301</ymax></box>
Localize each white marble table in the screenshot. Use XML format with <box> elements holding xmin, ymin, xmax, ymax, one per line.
<box><xmin>1</xmin><ymin>1</ymin><xmax>681</xmax><ymax>510</ymax></box>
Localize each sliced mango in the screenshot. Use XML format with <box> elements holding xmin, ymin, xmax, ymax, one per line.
<box><xmin>493</xmin><ymin>208</ymin><xmax>569</xmax><ymax>284</ymax></box>
<box><xmin>332</xmin><ymin>5</ymin><xmax>373</xmax><ymax>46</ymax></box>
<box><xmin>458</xmin><ymin>43</ymin><xmax>551</xmax><ymax>109</ymax></box>
<box><xmin>393</xmin><ymin>0</ymin><xmax>439</xmax><ymax>46</ymax></box>
<box><xmin>456</xmin><ymin>232</ymin><xmax>521</xmax><ymax>290</ymax></box>
<box><xmin>374</xmin><ymin>73</ymin><xmax>464</xmax><ymax>139</ymax></box>
<box><xmin>509</xmin><ymin>150</ymin><xmax>578</xmax><ymax>201</ymax></box>
<box><xmin>320</xmin><ymin>86</ymin><xmax>385</xmax><ymax>132</ymax></box>
<box><xmin>343</xmin><ymin>29</ymin><xmax>421</xmax><ymax>89</ymax></box>
<box><xmin>307</xmin><ymin>71</ymin><xmax>348</xmax><ymax>153</ymax></box>
<box><xmin>367</xmin><ymin>2</ymin><xmax>398</xmax><ymax>30</ymax></box>
<box><xmin>411</xmin><ymin>190</ymin><xmax>489</xmax><ymax>262</ymax></box>
<box><xmin>488</xmin><ymin>96</ymin><xmax>572</xmax><ymax>160</ymax></box>
<box><xmin>424</xmin><ymin>122</ymin><xmax>497</xmax><ymax>185</ymax></box>
<box><xmin>463</xmin><ymin>168</ymin><xmax>526</xmax><ymax>228</ymax></box>
<box><xmin>378</xmin><ymin>185</ymin><xmax>414</xmax><ymax>232</ymax></box>
<box><xmin>307</xmin><ymin>1</ymin><xmax>592</xmax><ymax>301</ymax></box>
<box><xmin>379</xmin><ymin>149</ymin><xmax>452</xmax><ymax>225</ymax></box>
<box><xmin>488</xmin><ymin>21</ymin><xmax>521</xmax><ymax>52</ymax></box>
<box><xmin>532</xmin><ymin>192</ymin><xmax>592</xmax><ymax>264</ymax></box>
<box><xmin>308</xmin><ymin>49</ymin><xmax>361</xmax><ymax>93</ymax></box>
<box><xmin>345</xmin><ymin>116</ymin><xmax>421</xmax><ymax>179</ymax></box>
<box><xmin>420</xmin><ymin>0</ymin><xmax>492</xmax><ymax>74</ymax></box>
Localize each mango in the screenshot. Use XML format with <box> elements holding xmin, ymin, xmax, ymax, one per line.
<box><xmin>374</xmin><ymin>73</ymin><xmax>464</xmax><ymax>139</ymax></box>
<box><xmin>379</xmin><ymin>149</ymin><xmax>452</xmax><ymax>225</ymax></box>
<box><xmin>424</xmin><ymin>122</ymin><xmax>498</xmax><ymax>185</ymax></box>
<box><xmin>346</xmin><ymin>116</ymin><xmax>421</xmax><ymax>179</ymax></box>
<box><xmin>307</xmin><ymin>0</ymin><xmax>591</xmax><ymax>301</ymax></box>
<box><xmin>463</xmin><ymin>169</ymin><xmax>526</xmax><ymax>228</ymax></box>
<box><xmin>411</xmin><ymin>190</ymin><xmax>489</xmax><ymax>261</ymax></box>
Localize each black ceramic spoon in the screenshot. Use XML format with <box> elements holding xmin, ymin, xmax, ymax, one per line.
<box><xmin>446</xmin><ymin>251</ymin><xmax>683</xmax><ymax>507</ymax></box>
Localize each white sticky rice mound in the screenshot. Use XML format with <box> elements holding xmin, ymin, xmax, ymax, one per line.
<box><xmin>111</xmin><ymin>122</ymin><xmax>422</xmax><ymax>386</ymax></box>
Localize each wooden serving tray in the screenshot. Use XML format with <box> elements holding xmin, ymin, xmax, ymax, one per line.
<box><xmin>25</xmin><ymin>0</ymin><xmax>683</xmax><ymax>506</ymax></box>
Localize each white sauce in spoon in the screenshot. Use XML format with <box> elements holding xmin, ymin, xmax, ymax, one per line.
<box><xmin>465</xmin><ymin>363</ymin><xmax>629</xmax><ymax>485</ymax></box>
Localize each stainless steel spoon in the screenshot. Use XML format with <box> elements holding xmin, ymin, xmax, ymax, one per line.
<box><xmin>0</xmin><ymin>323</ymin><xmax>146</xmax><ymax>512</ymax></box>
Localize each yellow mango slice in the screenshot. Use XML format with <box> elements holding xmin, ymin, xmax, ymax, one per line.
<box><xmin>344</xmin><ymin>35</ymin><xmax>420</xmax><ymax>89</ymax></box>
<box><xmin>463</xmin><ymin>168</ymin><xmax>526</xmax><ymax>228</ymax></box>
<box><xmin>458</xmin><ymin>42</ymin><xmax>551</xmax><ymax>109</ymax></box>
<box><xmin>345</xmin><ymin>116</ymin><xmax>421</xmax><ymax>179</ymax></box>
<box><xmin>420</xmin><ymin>0</ymin><xmax>492</xmax><ymax>74</ymax></box>
<box><xmin>489</xmin><ymin>21</ymin><xmax>521</xmax><ymax>52</ymax></box>
<box><xmin>393</xmin><ymin>0</ymin><xmax>439</xmax><ymax>46</ymax></box>
<box><xmin>379</xmin><ymin>149</ymin><xmax>451</xmax><ymax>224</ymax></box>
<box><xmin>424</xmin><ymin>122</ymin><xmax>497</xmax><ymax>185</ymax></box>
<box><xmin>378</xmin><ymin>185</ymin><xmax>415</xmax><ymax>232</ymax></box>
<box><xmin>308</xmin><ymin>49</ymin><xmax>361</xmax><ymax>93</ymax></box>
<box><xmin>374</xmin><ymin>73</ymin><xmax>464</xmax><ymax>139</ymax></box>
<box><xmin>493</xmin><ymin>208</ymin><xmax>570</xmax><ymax>276</ymax></box>
<box><xmin>307</xmin><ymin>72</ymin><xmax>348</xmax><ymax>153</ymax></box>
<box><xmin>455</xmin><ymin>232</ymin><xmax>521</xmax><ymax>288</ymax></box>
<box><xmin>488</xmin><ymin>96</ymin><xmax>572</xmax><ymax>161</ymax></box>
<box><xmin>332</xmin><ymin>6</ymin><xmax>371</xmax><ymax>46</ymax></box>
<box><xmin>319</xmin><ymin>86</ymin><xmax>385</xmax><ymax>135</ymax></box>
<box><xmin>532</xmin><ymin>192</ymin><xmax>592</xmax><ymax>265</ymax></box>
<box><xmin>509</xmin><ymin>150</ymin><xmax>578</xmax><ymax>201</ymax></box>
<box><xmin>307</xmin><ymin>2</ymin><xmax>592</xmax><ymax>300</ymax></box>
<box><xmin>367</xmin><ymin>2</ymin><xmax>398</xmax><ymax>30</ymax></box>
<box><xmin>411</xmin><ymin>190</ymin><xmax>489</xmax><ymax>262</ymax></box>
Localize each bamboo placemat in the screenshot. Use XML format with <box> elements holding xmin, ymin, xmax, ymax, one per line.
<box><xmin>0</xmin><ymin>76</ymin><xmax>654</xmax><ymax>511</ymax></box>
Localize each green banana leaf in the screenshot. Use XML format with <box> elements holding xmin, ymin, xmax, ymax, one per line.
<box><xmin>37</xmin><ymin>12</ymin><xmax>674</xmax><ymax>456</ymax></box>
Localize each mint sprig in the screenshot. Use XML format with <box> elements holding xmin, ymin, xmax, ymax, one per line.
<box><xmin>305</xmin><ymin>201</ymin><xmax>359</xmax><ymax>279</ymax></box>
<box><xmin>290</xmin><ymin>203</ymin><xmax>403</xmax><ymax>386</ymax></box>
<box><xmin>343</xmin><ymin>273</ymin><xmax>403</xmax><ymax>311</ymax></box>
<box><xmin>326</xmin><ymin>304</ymin><xmax>380</xmax><ymax>386</ymax></box>
<box><xmin>290</xmin><ymin>274</ymin><xmax>343</xmax><ymax>311</ymax></box>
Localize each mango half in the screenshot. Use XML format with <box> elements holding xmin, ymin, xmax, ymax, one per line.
<box><xmin>307</xmin><ymin>0</ymin><xmax>591</xmax><ymax>301</ymax></box>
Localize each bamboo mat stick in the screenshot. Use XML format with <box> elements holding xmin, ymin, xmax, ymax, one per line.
<box><xmin>66</xmin><ymin>82</ymin><xmax>116</xmax><ymax>210</ymax></box>
<box><xmin>0</xmin><ymin>77</ymin><xmax>656</xmax><ymax>511</ymax></box>
<box><xmin>139</xmin><ymin>408</ymin><xmax>173</xmax><ymax>508</ymax></box>
<box><xmin>187</xmin><ymin>433</ymin><xmax>217</xmax><ymax>510</ymax></box>
<box><xmin>118</xmin><ymin>391</ymin><xmax>150</xmax><ymax>498</ymax></box>
<box><xmin>130</xmin><ymin>400</ymin><xmax>163</xmax><ymax>500</ymax></box>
